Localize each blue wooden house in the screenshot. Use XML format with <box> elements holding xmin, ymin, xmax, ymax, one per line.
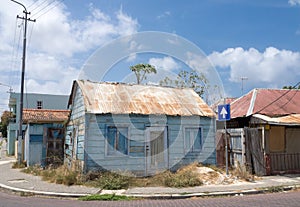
<box><xmin>65</xmin><ymin>80</ymin><xmax>216</xmax><ymax>176</ymax></box>
<box><xmin>23</xmin><ymin>109</ymin><xmax>70</xmax><ymax>167</ymax></box>
<box><xmin>7</xmin><ymin>93</ymin><xmax>69</xmax><ymax>156</ymax></box>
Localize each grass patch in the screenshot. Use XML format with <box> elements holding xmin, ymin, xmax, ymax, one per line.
<box><xmin>265</xmin><ymin>186</ymin><xmax>285</xmax><ymax>193</ymax></box>
<box><xmin>129</xmin><ymin>163</ymin><xmax>203</xmax><ymax>188</ymax></box>
<box><xmin>79</xmin><ymin>194</ymin><xmax>132</xmax><ymax>201</ymax></box>
<box><xmin>84</xmin><ymin>171</ymin><xmax>131</xmax><ymax>190</ymax></box>
<box><xmin>22</xmin><ymin>165</ymin><xmax>81</xmax><ymax>186</ymax></box>
<box><xmin>21</xmin><ymin>162</ymin><xmax>231</xmax><ymax>189</ymax></box>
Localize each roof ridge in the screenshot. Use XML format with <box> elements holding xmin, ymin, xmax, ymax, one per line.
<box><xmin>246</xmin><ymin>88</ymin><xmax>258</xmax><ymax>116</ymax></box>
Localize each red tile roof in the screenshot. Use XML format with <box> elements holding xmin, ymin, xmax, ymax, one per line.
<box><xmin>22</xmin><ymin>109</ymin><xmax>70</xmax><ymax>123</ymax></box>
<box><xmin>231</xmin><ymin>89</ymin><xmax>300</xmax><ymax>118</ymax></box>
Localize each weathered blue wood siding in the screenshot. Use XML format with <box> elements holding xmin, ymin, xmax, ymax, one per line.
<box><xmin>65</xmin><ymin>85</ymin><xmax>86</xmax><ymax>169</ymax></box>
<box><xmin>83</xmin><ymin>113</ymin><xmax>216</xmax><ymax>175</ymax></box>
<box><xmin>66</xmin><ymin>84</ymin><xmax>216</xmax><ymax>175</ymax></box>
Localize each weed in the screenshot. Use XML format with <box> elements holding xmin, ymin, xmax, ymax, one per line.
<box><xmin>93</xmin><ymin>171</ymin><xmax>130</xmax><ymax>190</ymax></box>
<box><xmin>232</xmin><ymin>162</ymin><xmax>253</xmax><ymax>181</ymax></box>
<box><xmin>164</xmin><ymin>170</ymin><xmax>203</xmax><ymax>188</ymax></box>
<box><xmin>21</xmin><ymin>165</ymin><xmax>42</xmax><ymax>176</ymax></box>
<box><xmin>266</xmin><ymin>186</ymin><xmax>285</xmax><ymax>193</ymax></box>
<box><xmin>12</xmin><ymin>161</ymin><xmax>26</xmax><ymax>169</ymax></box>
<box><xmin>79</xmin><ymin>194</ymin><xmax>132</xmax><ymax>201</ymax></box>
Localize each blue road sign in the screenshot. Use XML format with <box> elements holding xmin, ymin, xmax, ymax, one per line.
<box><xmin>218</xmin><ymin>104</ymin><xmax>230</xmax><ymax>121</ymax></box>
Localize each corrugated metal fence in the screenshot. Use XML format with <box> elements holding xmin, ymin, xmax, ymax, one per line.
<box><xmin>267</xmin><ymin>153</ymin><xmax>300</xmax><ymax>174</ymax></box>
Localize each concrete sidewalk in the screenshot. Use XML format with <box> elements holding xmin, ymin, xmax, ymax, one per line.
<box><xmin>0</xmin><ymin>140</ymin><xmax>300</xmax><ymax>199</ymax></box>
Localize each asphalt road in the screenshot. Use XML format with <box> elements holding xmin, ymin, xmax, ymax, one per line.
<box><xmin>0</xmin><ymin>190</ymin><xmax>300</xmax><ymax>207</ymax></box>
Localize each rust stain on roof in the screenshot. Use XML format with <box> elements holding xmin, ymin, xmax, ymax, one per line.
<box><xmin>231</xmin><ymin>89</ymin><xmax>300</xmax><ymax>118</ymax></box>
<box><xmin>75</xmin><ymin>80</ymin><xmax>215</xmax><ymax>117</ymax></box>
<box><xmin>23</xmin><ymin>109</ymin><xmax>70</xmax><ymax>123</ymax></box>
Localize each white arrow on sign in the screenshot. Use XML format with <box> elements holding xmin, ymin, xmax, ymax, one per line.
<box><xmin>220</xmin><ymin>107</ymin><xmax>228</xmax><ymax>119</ymax></box>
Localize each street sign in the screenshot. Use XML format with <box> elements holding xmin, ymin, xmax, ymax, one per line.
<box><xmin>218</xmin><ymin>104</ymin><xmax>230</xmax><ymax>121</ymax></box>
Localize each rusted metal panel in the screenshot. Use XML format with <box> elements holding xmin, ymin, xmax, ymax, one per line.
<box><xmin>231</xmin><ymin>89</ymin><xmax>300</xmax><ymax>118</ymax></box>
<box><xmin>75</xmin><ymin>80</ymin><xmax>215</xmax><ymax>117</ymax></box>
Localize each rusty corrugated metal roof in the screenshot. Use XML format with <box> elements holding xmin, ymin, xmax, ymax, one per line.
<box><xmin>23</xmin><ymin>109</ymin><xmax>70</xmax><ymax>123</ymax></box>
<box><xmin>75</xmin><ymin>80</ymin><xmax>215</xmax><ymax>117</ymax></box>
<box><xmin>231</xmin><ymin>89</ymin><xmax>300</xmax><ymax>118</ymax></box>
<box><xmin>253</xmin><ymin>114</ymin><xmax>300</xmax><ymax>126</ymax></box>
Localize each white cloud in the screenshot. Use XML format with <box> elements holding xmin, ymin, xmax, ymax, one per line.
<box><xmin>29</xmin><ymin>4</ymin><xmax>138</xmax><ymax>57</ymax></box>
<box><xmin>157</xmin><ymin>11</ymin><xmax>171</xmax><ymax>19</ymax></box>
<box><xmin>0</xmin><ymin>0</ymin><xmax>139</xmax><ymax>113</ymax></box>
<box><xmin>149</xmin><ymin>56</ymin><xmax>180</xmax><ymax>71</ymax></box>
<box><xmin>126</xmin><ymin>53</ymin><xmax>137</xmax><ymax>62</ymax></box>
<box><xmin>208</xmin><ymin>47</ymin><xmax>300</xmax><ymax>88</ymax></box>
<box><xmin>288</xmin><ymin>0</ymin><xmax>300</xmax><ymax>6</ymax></box>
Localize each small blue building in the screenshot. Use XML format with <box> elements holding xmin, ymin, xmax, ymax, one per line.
<box><xmin>23</xmin><ymin>109</ymin><xmax>69</xmax><ymax>167</ymax></box>
<box><xmin>65</xmin><ymin>80</ymin><xmax>216</xmax><ymax>176</ymax></box>
<box><xmin>7</xmin><ymin>93</ymin><xmax>69</xmax><ymax>156</ymax></box>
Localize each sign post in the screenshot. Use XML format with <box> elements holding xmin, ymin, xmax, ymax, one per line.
<box><xmin>218</xmin><ymin>104</ymin><xmax>230</xmax><ymax>175</ymax></box>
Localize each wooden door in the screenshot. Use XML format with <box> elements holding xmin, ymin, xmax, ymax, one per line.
<box><xmin>45</xmin><ymin>128</ymin><xmax>64</xmax><ymax>166</ymax></box>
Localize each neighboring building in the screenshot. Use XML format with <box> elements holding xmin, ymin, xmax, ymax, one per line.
<box><xmin>7</xmin><ymin>93</ymin><xmax>69</xmax><ymax>156</ymax></box>
<box><xmin>23</xmin><ymin>109</ymin><xmax>70</xmax><ymax>167</ymax></box>
<box><xmin>65</xmin><ymin>80</ymin><xmax>216</xmax><ymax>176</ymax></box>
<box><xmin>220</xmin><ymin>88</ymin><xmax>300</xmax><ymax>175</ymax></box>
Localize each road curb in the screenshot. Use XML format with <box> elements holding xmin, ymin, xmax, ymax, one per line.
<box><xmin>1</xmin><ymin>183</ymin><xmax>299</xmax><ymax>199</ymax></box>
<box><xmin>0</xmin><ymin>183</ymin><xmax>90</xmax><ymax>198</ymax></box>
<box><xmin>124</xmin><ymin>185</ymin><xmax>300</xmax><ymax>200</ymax></box>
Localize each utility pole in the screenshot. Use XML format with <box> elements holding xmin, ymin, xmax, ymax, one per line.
<box><xmin>241</xmin><ymin>77</ymin><xmax>248</xmax><ymax>95</ymax></box>
<box><xmin>11</xmin><ymin>0</ymin><xmax>35</xmax><ymax>164</ymax></box>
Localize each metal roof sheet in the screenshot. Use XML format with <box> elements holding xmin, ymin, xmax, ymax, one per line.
<box><xmin>231</xmin><ymin>89</ymin><xmax>300</xmax><ymax>118</ymax></box>
<box><xmin>253</xmin><ymin>114</ymin><xmax>300</xmax><ymax>126</ymax></box>
<box><xmin>75</xmin><ymin>80</ymin><xmax>215</xmax><ymax>117</ymax></box>
<box><xmin>23</xmin><ymin>109</ymin><xmax>70</xmax><ymax>123</ymax></box>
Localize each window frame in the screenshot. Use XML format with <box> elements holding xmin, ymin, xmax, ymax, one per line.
<box><xmin>37</xmin><ymin>100</ymin><xmax>43</xmax><ymax>109</ymax></box>
<box><xmin>105</xmin><ymin>125</ymin><xmax>129</xmax><ymax>157</ymax></box>
<box><xmin>184</xmin><ymin>126</ymin><xmax>203</xmax><ymax>153</ymax></box>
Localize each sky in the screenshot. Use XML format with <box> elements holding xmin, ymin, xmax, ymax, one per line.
<box><xmin>1</xmin><ymin>0</ymin><xmax>300</xmax><ymax>113</ymax></box>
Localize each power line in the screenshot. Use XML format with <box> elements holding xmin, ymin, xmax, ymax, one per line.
<box><xmin>9</xmin><ymin>18</ymin><xmax>19</xmax><ymax>88</ymax></box>
<box><xmin>30</xmin><ymin>0</ymin><xmax>58</xmax><ymax>19</ymax></box>
<box><xmin>34</xmin><ymin>0</ymin><xmax>64</xmax><ymax>20</ymax></box>
<box><xmin>28</xmin><ymin>0</ymin><xmax>50</xmax><ymax>12</ymax></box>
<box><xmin>256</xmin><ymin>81</ymin><xmax>300</xmax><ymax>114</ymax></box>
<box><xmin>10</xmin><ymin>20</ymin><xmax>23</xmax><ymax>88</ymax></box>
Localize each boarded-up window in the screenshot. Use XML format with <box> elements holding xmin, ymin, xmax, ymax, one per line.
<box><xmin>269</xmin><ymin>126</ymin><xmax>285</xmax><ymax>152</ymax></box>
<box><xmin>107</xmin><ymin>126</ymin><xmax>128</xmax><ymax>156</ymax></box>
<box><xmin>286</xmin><ymin>128</ymin><xmax>300</xmax><ymax>153</ymax></box>
<box><xmin>185</xmin><ymin>128</ymin><xmax>202</xmax><ymax>152</ymax></box>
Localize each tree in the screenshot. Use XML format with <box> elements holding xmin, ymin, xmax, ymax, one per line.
<box><xmin>159</xmin><ymin>70</ymin><xmax>208</xmax><ymax>97</ymax></box>
<box><xmin>130</xmin><ymin>63</ymin><xmax>157</xmax><ymax>84</ymax></box>
<box><xmin>0</xmin><ymin>111</ymin><xmax>12</xmax><ymax>138</ymax></box>
<box><xmin>283</xmin><ymin>85</ymin><xmax>300</xmax><ymax>89</ymax></box>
